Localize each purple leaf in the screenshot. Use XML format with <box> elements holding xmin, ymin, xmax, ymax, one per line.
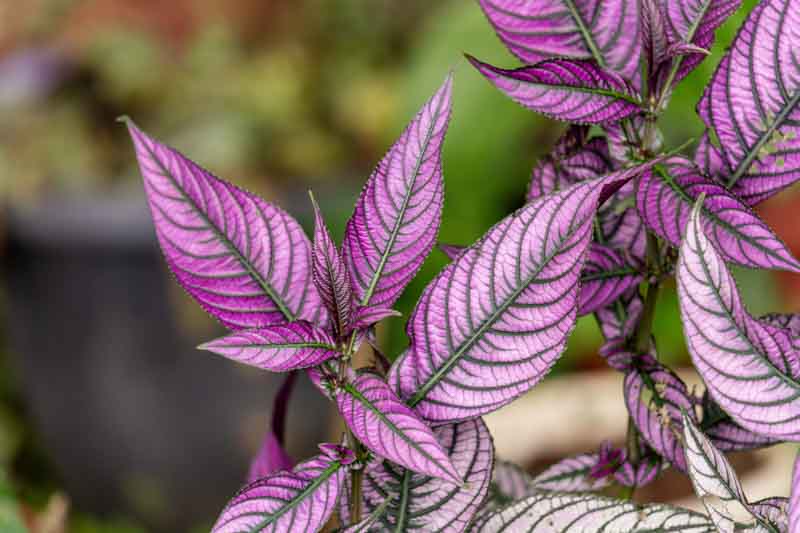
<box><xmin>588</xmin><ymin>441</ymin><xmax>625</xmax><ymax>479</ymax></box>
<box><xmin>636</xmin><ymin>157</ymin><xmax>800</xmax><ymax>271</ymax></box>
<box><xmin>702</xmin><ymin>392</ymin><xmax>781</xmax><ymax>453</ymax></box>
<box><xmin>750</xmin><ymin>497</ymin><xmax>790</xmax><ymax>533</ymax></box>
<box><xmin>310</xmin><ymin>192</ymin><xmax>353</xmax><ymax>338</ymax></box>
<box><xmin>437</xmin><ymin>243</ymin><xmax>466</xmax><ymax>261</ymax></box>
<box><xmin>527</xmin><ymin>127</ymin><xmax>611</xmax><ymax>201</ymax></box>
<box><xmin>351</xmin><ymin>306</ymin><xmax>401</xmax><ymax>330</ymax></box>
<box><xmin>467</xmin><ymin>56</ymin><xmax>641</xmax><ymax>125</ymax></box>
<box><xmin>697</xmin><ymin>0</ymin><xmax>800</xmax><ymax>204</ymax></box>
<box><xmin>531</xmin><ymin>453</ymin><xmax>612</xmax><ymax>493</ymax></box>
<box><xmin>389</xmin><ymin>169</ymin><xmax>647</xmax><ymax>423</ymax></box>
<box><xmin>641</xmin><ymin>0</ymin><xmax>671</xmax><ymax>72</ymax></box>
<box><xmin>123</xmin><ymin>119</ymin><xmax>323</xmax><ymax>330</ymax></box>
<box><xmin>198</xmin><ymin>321</ymin><xmax>340</xmax><ymax>372</ymax></box>
<box><xmin>339</xmin><ymin>418</ymin><xmax>493</xmax><ymax>532</ymax></box>
<box><xmin>477</xmin><ymin>0</ymin><xmax>642</xmax><ymax>82</ymax></box>
<box><xmin>336</xmin><ymin>372</ymin><xmax>460</xmax><ymax>483</ymax></box>
<box><xmin>247</xmin><ymin>372</ymin><xmax>297</xmax><ymax>483</ymax></box>
<box><xmin>579</xmin><ymin>243</ymin><xmax>642</xmax><ymax>316</ymax></box>
<box><xmin>604</xmin><ymin>115</ymin><xmax>661</xmax><ymax>165</ymax></box>
<box><xmin>682</xmin><ymin>412</ymin><xmax>775</xmax><ymax>532</ymax></box>
<box><xmin>492</xmin><ymin>460</ymin><xmax>534</xmax><ymax>500</ymax></box>
<box><xmin>342</xmin><ymin>75</ymin><xmax>451</xmax><ymax>310</ymax></box>
<box><xmin>476</xmin><ymin>492</ymin><xmax>715</xmax><ymax>531</ymax></box>
<box><xmin>694</xmin><ymin>130</ymin><xmax>729</xmax><ymax>181</ymax></box>
<box><xmin>760</xmin><ymin>313</ymin><xmax>800</xmax><ymax>338</ymax></box>
<box><xmin>595</xmin><ymin>289</ymin><xmax>644</xmax><ymax>341</ymax></box>
<box><xmin>211</xmin><ymin>445</ymin><xmax>349</xmax><ymax>533</ymax></box>
<box><xmin>613</xmin><ymin>455</ymin><xmax>662</xmax><ymax>489</ymax></box>
<box><xmin>791</xmin><ymin>451</ymin><xmax>800</xmax><ymax>532</ymax></box>
<box><xmin>624</xmin><ymin>355</ymin><xmax>697</xmax><ymax>472</ymax></box>
<box><xmin>677</xmin><ymin>200</ymin><xmax>800</xmax><ymax>441</ymax></box>
<box><xmin>661</xmin><ymin>0</ymin><xmax>741</xmax><ymax>84</ymax></box>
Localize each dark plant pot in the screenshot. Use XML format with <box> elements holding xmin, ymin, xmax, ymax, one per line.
<box><xmin>2</xmin><ymin>193</ymin><xmax>331</xmax><ymax>531</ymax></box>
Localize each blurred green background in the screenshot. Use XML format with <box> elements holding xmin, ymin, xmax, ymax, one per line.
<box><xmin>1</xmin><ymin>0</ymin><xmax>796</xmax><ymax>530</ymax></box>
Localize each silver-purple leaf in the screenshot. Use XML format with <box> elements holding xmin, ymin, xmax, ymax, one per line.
<box><xmin>677</xmin><ymin>201</ymin><xmax>800</xmax><ymax>441</ymax></box>
<box><xmin>336</xmin><ymin>372</ymin><xmax>460</xmax><ymax>484</ymax></box>
<box><xmin>579</xmin><ymin>243</ymin><xmax>642</xmax><ymax>316</ymax></box>
<box><xmin>311</xmin><ymin>193</ymin><xmax>353</xmax><ymax>338</ymax></box>
<box><xmin>624</xmin><ymin>356</ymin><xmax>696</xmax><ymax>472</ymax></box>
<box><xmin>247</xmin><ymin>371</ymin><xmax>297</xmax><ymax>483</ymax></box>
<box><xmin>682</xmin><ymin>413</ymin><xmax>775</xmax><ymax>532</ymax></box>
<box><xmin>636</xmin><ymin>157</ymin><xmax>800</xmax><ymax>271</ymax></box>
<box><xmin>351</xmin><ymin>306</ymin><xmax>401</xmax><ymax>331</ymax></box>
<box><xmin>595</xmin><ymin>289</ymin><xmax>644</xmax><ymax>341</ymax></box>
<box><xmin>694</xmin><ymin>130</ymin><xmax>729</xmax><ymax>181</ymax></box>
<box><xmin>697</xmin><ymin>0</ymin><xmax>800</xmax><ymax>205</ymax></box>
<box><xmin>761</xmin><ymin>313</ymin><xmax>800</xmax><ymax>338</ymax></box>
<box><xmin>702</xmin><ymin>393</ymin><xmax>781</xmax><ymax>453</ymax></box>
<box><xmin>530</xmin><ymin>453</ymin><xmax>611</xmax><ymax>493</ymax></box>
<box><xmin>471</xmin><ymin>492</ymin><xmax>715</xmax><ymax>532</ymax></box>
<box><xmin>124</xmin><ymin>120</ymin><xmax>323</xmax><ymax>330</ymax></box>
<box><xmin>212</xmin><ymin>445</ymin><xmax>351</xmax><ymax>533</ymax></box>
<box><xmin>613</xmin><ymin>455</ymin><xmax>662</xmax><ymax>489</ymax></box>
<box><xmin>790</xmin><ymin>450</ymin><xmax>800</xmax><ymax>532</ymax></box>
<box><xmin>438</xmin><ymin>243</ymin><xmax>466</xmax><ymax>262</ymax></box>
<box><xmin>750</xmin><ymin>497</ymin><xmax>789</xmax><ymax>533</ymax></box>
<box><xmin>662</xmin><ymin>0</ymin><xmax>741</xmax><ymax>84</ymax></box>
<box><xmin>389</xmin><ymin>170</ymin><xmax>644</xmax><ymax>423</ymax></box>
<box><xmin>467</xmin><ymin>56</ymin><xmax>641</xmax><ymax>125</ymax></box>
<box><xmin>642</xmin><ymin>0</ymin><xmax>671</xmax><ymax>72</ymax></box>
<box><xmin>198</xmin><ymin>321</ymin><xmax>339</xmax><ymax>372</ymax></box>
<box><xmin>339</xmin><ymin>418</ymin><xmax>493</xmax><ymax>532</ymax></box>
<box><xmin>492</xmin><ymin>460</ymin><xmax>534</xmax><ymax>501</ymax></box>
<box><xmin>476</xmin><ymin>0</ymin><xmax>642</xmax><ymax>82</ymax></box>
<box><xmin>527</xmin><ymin>127</ymin><xmax>611</xmax><ymax>201</ymax></box>
<box><xmin>342</xmin><ymin>75</ymin><xmax>451</xmax><ymax>310</ymax></box>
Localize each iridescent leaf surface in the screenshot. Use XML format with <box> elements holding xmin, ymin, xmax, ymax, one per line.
<box><xmin>697</xmin><ymin>0</ymin><xmax>800</xmax><ymax>204</ymax></box>
<box><xmin>694</xmin><ymin>130</ymin><xmax>729</xmax><ymax>181</ymax></box>
<box><xmin>198</xmin><ymin>321</ymin><xmax>339</xmax><ymax>372</ymax></box>
<box><xmin>531</xmin><ymin>453</ymin><xmax>611</xmax><ymax>492</ymax></box>
<box><xmin>579</xmin><ymin>243</ymin><xmax>642</xmax><ymax>316</ymax></box>
<box><xmin>336</xmin><ymin>372</ymin><xmax>460</xmax><ymax>483</ymax></box>
<box><xmin>472</xmin><ymin>492</ymin><xmax>714</xmax><ymax>532</ymax></box>
<box><xmin>477</xmin><ymin>0</ymin><xmax>642</xmax><ymax>81</ymax></box>
<box><xmin>342</xmin><ymin>76</ymin><xmax>451</xmax><ymax>310</ymax></box>
<box><xmin>247</xmin><ymin>372</ymin><xmax>297</xmax><ymax>482</ymax></box>
<box><xmin>339</xmin><ymin>418</ymin><xmax>493</xmax><ymax>532</ymax></box>
<box><xmin>702</xmin><ymin>393</ymin><xmax>780</xmax><ymax>453</ymax></box>
<box><xmin>212</xmin><ymin>445</ymin><xmax>352</xmax><ymax>533</ymax></box>
<box><xmin>677</xmin><ymin>202</ymin><xmax>800</xmax><ymax>441</ymax></box>
<box><xmin>390</xmin><ymin>170</ymin><xmax>646</xmax><ymax>423</ymax></box>
<box><xmin>124</xmin><ymin>119</ymin><xmax>322</xmax><ymax>330</ymax></box>
<box><xmin>468</xmin><ymin>56</ymin><xmax>641</xmax><ymax>125</ymax></box>
<box><xmin>636</xmin><ymin>157</ymin><xmax>800</xmax><ymax>271</ymax></box>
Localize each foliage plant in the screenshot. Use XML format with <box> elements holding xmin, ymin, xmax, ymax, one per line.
<box><xmin>122</xmin><ymin>0</ymin><xmax>800</xmax><ymax>530</ymax></box>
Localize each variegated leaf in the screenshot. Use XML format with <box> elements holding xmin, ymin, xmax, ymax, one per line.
<box><xmin>477</xmin><ymin>0</ymin><xmax>642</xmax><ymax>82</ymax></box>
<box><xmin>124</xmin><ymin>119</ymin><xmax>323</xmax><ymax>330</ymax></box>
<box><xmin>390</xmin><ymin>170</ymin><xmax>648</xmax><ymax>423</ymax></box>
<box><xmin>531</xmin><ymin>453</ymin><xmax>611</xmax><ymax>493</ymax></box>
<box><xmin>697</xmin><ymin>0</ymin><xmax>800</xmax><ymax>204</ymax></box>
<box><xmin>342</xmin><ymin>75</ymin><xmax>451</xmax><ymax>310</ymax></box>
<box><xmin>579</xmin><ymin>243</ymin><xmax>642</xmax><ymax>316</ymax></box>
<box><xmin>339</xmin><ymin>418</ymin><xmax>494</xmax><ymax>532</ymax></box>
<box><xmin>336</xmin><ymin>372</ymin><xmax>460</xmax><ymax>483</ymax></box>
<box><xmin>636</xmin><ymin>157</ymin><xmax>800</xmax><ymax>271</ymax></box>
<box><xmin>677</xmin><ymin>200</ymin><xmax>800</xmax><ymax>441</ymax></box>
<box><xmin>198</xmin><ymin>321</ymin><xmax>340</xmax><ymax>372</ymax></box>
<box><xmin>468</xmin><ymin>56</ymin><xmax>641</xmax><ymax>125</ymax></box>
<box><xmin>471</xmin><ymin>492</ymin><xmax>715</xmax><ymax>532</ymax></box>
<box><xmin>212</xmin><ymin>445</ymin><xmax>353</xmax><ymax>533</ymax></box>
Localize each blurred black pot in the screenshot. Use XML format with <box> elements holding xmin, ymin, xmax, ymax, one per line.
<box><xmin>2</xmin><ymin>193</ymin><xmax>331</xmax><ymax>531</ymax></box>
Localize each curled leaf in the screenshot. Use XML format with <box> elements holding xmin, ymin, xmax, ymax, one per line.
<box><xmin>198</xmin><ymin>321</ymin><xmax>339</xmax><ymax>372</ymax></box>
<box><xmin>343</xmin><ymin>75</ymin><xmax>451</xmax><ymax>310</ymax></box>
<box><xmin>336</xmin><ymin>372</ymin><xmax>460</xmax><ymax>483</ymax></box>
<box><xmin>340</xmin><ymin>418</ymin><xmax>493</xmax><ymax>532</ymax></box>
<box><xmin>477</xmin><ymin>0</ymin><xmax>642</xmax><ymax>82</ymax></box>
<box><xmin>468</xmin><ymin>56</ymin><xmax>641</xmax><ymax>125</ymax></box>
<box><xmin>211</xmin><ymin>448</ymin><xmax>346</xmax><ymax>533</ymax></box>
<box><xmin>124</xmin><ymin>119</ymin><xmax>323</xmax><ymax>330</ymax></box>
<box><xmin>677</xmin><ymin>200</ymin><xmax>800</xmax><ymax>441</ymax></box>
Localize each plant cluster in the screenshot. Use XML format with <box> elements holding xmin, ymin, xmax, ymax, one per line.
<box><xmin>124</xmin><ymin>0</ymin><xmax>800</xmax><ymax>531</ymax></box>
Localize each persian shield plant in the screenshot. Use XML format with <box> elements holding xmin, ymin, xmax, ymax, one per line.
<box><xmin>124</xmin><ymin>0</ymin><xmax>800</xmax><ymax>530</ymax></box>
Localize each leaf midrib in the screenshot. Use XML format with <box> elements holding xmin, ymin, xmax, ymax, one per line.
<box><xmin>142</xmin><ymin>139</ymin><xmax>296</xmax><ymax>321</ymax></box>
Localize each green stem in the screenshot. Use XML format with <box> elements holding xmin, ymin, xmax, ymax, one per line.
<box><xmin>633</xmin><ymin>233</ymin><xmax>661</xmax><ymax>354</ymax></box>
